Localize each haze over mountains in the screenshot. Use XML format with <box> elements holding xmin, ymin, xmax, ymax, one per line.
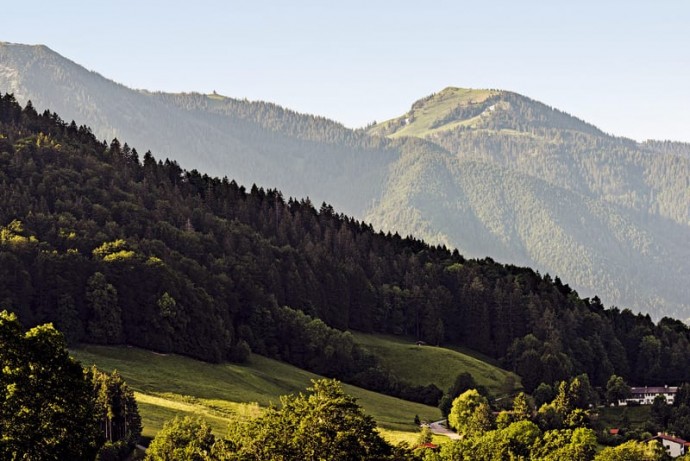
<box><xmin>1</xmin><ymin>41</ymin><xmax>689</xmax><ymax>320</ymax></box>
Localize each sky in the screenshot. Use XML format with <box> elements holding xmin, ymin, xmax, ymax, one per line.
<box><xmin>3</xmin><ymin>0</ymin><xmax>690</xmax><ymax>142</ymax></box>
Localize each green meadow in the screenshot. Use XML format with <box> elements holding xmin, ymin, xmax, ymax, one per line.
<box><xmin>352</xmin><ymin>332</ymin><xmax>520</xmax><ymax>396</ymax></box>
<box><xmin>72</xmin><ymin>344</ymin><xmax>441</xmax><ymax>445</ymax></box>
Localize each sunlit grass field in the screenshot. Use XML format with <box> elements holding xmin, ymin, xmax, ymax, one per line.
<box><xmin>72</xmin><ymin>344</ymin><xmax>441</xmax><ymax>445</ymax></box>
<box><xmin>594</xmin><ymin>405</ymin><xmax>652</xmax><ymax>431</ymax></box>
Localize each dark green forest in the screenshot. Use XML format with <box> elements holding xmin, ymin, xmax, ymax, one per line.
<box><xmin>2</xmin><ymin>93</ymin><xmax>690</xmax><ymax>401</ymax></box>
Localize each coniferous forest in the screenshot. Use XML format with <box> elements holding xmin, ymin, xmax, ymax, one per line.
<box><xmin>2</xmin><ymin>92</ymin><xmax>690</xmax><ymax>403</ymax></box>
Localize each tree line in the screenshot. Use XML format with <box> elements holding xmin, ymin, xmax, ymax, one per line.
<box><xmin>0</xmin><ymin>310</ymin><xmax>141</xmax><ymax>460</ymax></box>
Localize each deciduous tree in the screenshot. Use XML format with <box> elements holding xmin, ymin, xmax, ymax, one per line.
<box><xmin>448</xmin><ymin>389</ymin><xmax>495</xmax><ymax>436</ymax></box>
<box><xmin>225</xmin><ymin>379</ymin><xmax>401</xmax><ymax>460</ymax></box>
<box><xmin>0</xmin><ymin>310</ymin><xmax>99</xmax><ymax>460</ymax></box>
<box><xmin>146</xmin><ymin>416</ymin><xmax>217</xmax><ymax>461</ymax></box>
<box><xmin>605</xmin><ymin>375</ymin><xmax>631</xmax><ymax>406</ymax></box>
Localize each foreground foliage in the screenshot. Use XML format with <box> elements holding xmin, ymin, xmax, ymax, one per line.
<box><xmin>146</xmin><ymin>380</ymin><xmax>414</xmax><ymax>461</ymax></box>
<box><xmin>92</xmin><ymin>367</ymin><xmax>142</xmax><ymax>456</ymax></box>
<box><xmin>144</xmin><ymin>379</ymin><xmax>672</xmax><ymax>461</ymax></box>
<box><xmin>146</xmin><ymin>416</ymin><xmax>217</xmax><ymax>461</ymax></box>
<box><xmin>0</xmin><ymin>310</ymin><xmax>99</xmax><ymax>459</ymax></box>
<box><xmin>0</xmin><ymin>310</ymin><xmax>141</xmax><ymax>460</ymax></box>
<box><xmin>423</xmin><ymin>383</ymin><xmax>669</xmax><ymax>461</ymax></box>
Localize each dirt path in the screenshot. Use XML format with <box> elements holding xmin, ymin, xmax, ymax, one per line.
<box><xmin>428</xmin><ymin>420</ymin><xmax>460</xmax><ymax>440</ymax></box>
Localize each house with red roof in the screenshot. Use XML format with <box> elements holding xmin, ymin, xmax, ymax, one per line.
<box><xmin>415</xmin><ymin>442</ymin><xmax>439</xmax><ymax>450</ymax></box>
<box><xmin>648</xmin><ymin>433</ymin><xmax>690</xmax><ymax>458</ymax></box>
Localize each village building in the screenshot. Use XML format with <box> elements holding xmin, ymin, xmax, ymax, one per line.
<box><xmin>617</xmin><ymin>385</ymin><xmax>678</xmax><ymax>406</ymax></box>
<box><xmin>648</xmin><ymin>434</ymin><xmax>690</xmax><ymax>458</ymax></box>
<box><xmin>414</xmin><ymin>442</ymin><xmax>439</xmax><ymax>451</ymax></box>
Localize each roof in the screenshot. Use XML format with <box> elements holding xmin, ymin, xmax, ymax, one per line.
<box><xmin>630</xmin><ymin>386</ymin><xmax>678</xmax><ymax>395</ymax></box>
<box><xmin>649</xmin><ymin>434</ymin><xmax>688</xmax><ymax>446</ymax></box>
<box><xmin>416</xmin><ymin>443</ymin><xmax>439</xmax><ymax>449</ymax></box>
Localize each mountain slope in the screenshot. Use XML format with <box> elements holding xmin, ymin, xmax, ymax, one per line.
<box><xmin>351</xmin><ymin>333</ymin><xmax>516</xmax><ymax>396</ymax></box>
<box><xmin>0</xmin><ymin>41</ymin><xmax>395</xmax><ymax>216</ymax></box>
<box><xmin>370</xmin><ymin>87</ymin><xmax>690</xmax><ymax>228</ymax></box>
<box><xmin>5</xmin><ymin>94</ymin><xmax>690</xmax><ymax>396</ymax></box>
<box><xmin>366</xmin><ymin>88</ymin><xmax>690</xmax><ymax>319</ymax></box>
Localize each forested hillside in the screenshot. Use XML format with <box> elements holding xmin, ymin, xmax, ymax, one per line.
<box><xmin>3</xmin><ymin>42</ymin><xmax>690</xmax><ymax>320</ymax></box>
<box><xmin>3</xmin><ymin>94</ymin><xmax>690</xmax><ymax>398</ymax></box>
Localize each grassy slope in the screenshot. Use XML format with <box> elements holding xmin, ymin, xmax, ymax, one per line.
<box><xmin>369</xmin><ymin>87</ymin><xmax>498</xmax><ymax>139</ymax></box>
<box><xmin>71</xmin><ymin>345</ymin><xmax>440</xmax><ymax>445</ymax></box>
<box><xmin>352</xmin><ymin>332</ymin><xmax>521</xmax><ymax>397</ymax></box>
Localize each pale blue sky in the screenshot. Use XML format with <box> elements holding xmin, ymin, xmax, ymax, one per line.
<box><xmin>4</xmin><ymin>1</ymin><xmax>689</xmax><ymax>141</ymax></box>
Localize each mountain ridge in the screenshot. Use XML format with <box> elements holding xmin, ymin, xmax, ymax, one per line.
<box><xmin>364</xmin><ymin>87</ymin><xmax>690</xmax><ymax>319</ymax></box>
<box><xmin>0</xmin><ymin>41</ymin><xmax>397</xmax><ymax>217</ymax></box>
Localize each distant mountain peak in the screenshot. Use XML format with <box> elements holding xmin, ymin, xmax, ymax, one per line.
<box><xmin>0</xmin><ymin>41</ymin><xmax>61</xmax><ymax>59</ymax></box>
<box><xmin>369</xmin><ymin>86</ymin><xmax>604</xmax><ymax>140</ymax></box>
<box><xmin>368</xmin><ymin>87</ymin><xmax>500</xmax><ymax>139</ymax></box>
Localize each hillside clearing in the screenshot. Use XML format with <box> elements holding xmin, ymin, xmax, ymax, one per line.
<box><xmin>71</xmin><ymin>345</ymin><xmax>440</xmax><ymax>445</ymax></box>
<box><xmin>352</xmin><ymin>332</ymin><xmax>520</xmax><ymax>396</ymax></box>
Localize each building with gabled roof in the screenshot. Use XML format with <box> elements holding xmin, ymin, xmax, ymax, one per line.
<box><xmin>618</xmin><ymin>385</ymin><xmax>678</xmax><ymax>406</ymax></box>
<box><xmin>648</xmin><ymin>433</ymin><xmax>690</xmax><ymax>458</ymax></box>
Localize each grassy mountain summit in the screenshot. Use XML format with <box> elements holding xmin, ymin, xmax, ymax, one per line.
<box><xmin>368</xmin><ymin>87</ymin><xmax>603</xmax><ymax>139</ymax></box>
<box><xmin>368</xmin><ymin>88</ymin><xmax>500</xmax><ymax>138</ymax></box>
<box><xmin>2</xmin><ymin>42</ymin><xmax>690</xmax><ymax>320</ymax></box>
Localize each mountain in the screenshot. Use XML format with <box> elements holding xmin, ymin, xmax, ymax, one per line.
<box><xmin>4</xmin><ymin>93</ymin><xmax>690</xmax><ymax>396</ymax></box>
<box><xmin>366</xmin><ymin>88</ymin><xmax>690</xmax><ymax>319</ymax></box>
<box><xmin>0</xmin><ymin>41</ymin><xmax>395</xmax><ymax>217</ymax></box>
<box><xmin>2</xmin><ymin>42</ymin><xmax>690</xmax><ymax>320</ymax></box>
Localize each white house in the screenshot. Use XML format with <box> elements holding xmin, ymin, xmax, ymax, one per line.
<box><xmin>618</xmin><ymin>385</ymin><xmax>678</xmax><ymax>406</ymax></box>
<box><xmin>649</xmin><ymin>434</ymin><xmax>690</xmax><ymax>458</ymax></box>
